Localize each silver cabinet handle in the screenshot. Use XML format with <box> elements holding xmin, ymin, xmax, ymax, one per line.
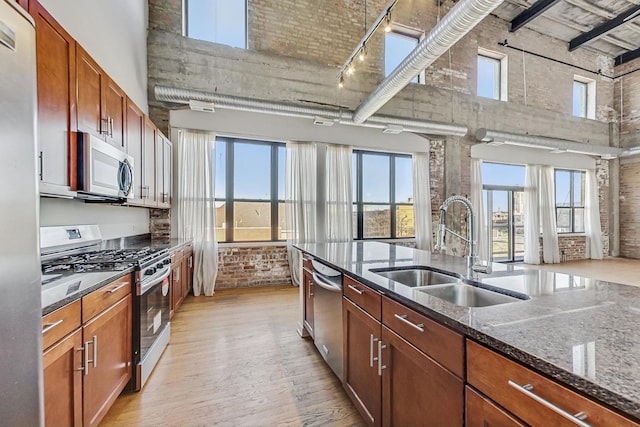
<box><xmin>76</xmin><ymin>346</ymin><xmax>86</xmax><ymax>373</ymax></box>
<box><xmin>370</xmin><ymin>334</ymin><xmax>380</xmax><ymax>368</ymax></box>
<box><xmin>100</xmin><ymin>118</ymin><xmax>109</xmax><ymax>135</ymax></box>
<box><xmin>83</xmin><ymin>341</ymin><xmax>90</xmax><ymax>376</ymax></box>
<box><xmin>508</xmin><ymin>380</ymin><xmax>591</xmax><ymax>427</ymax></box>
<box><xmin>109</xmin><ymin>117</ymin><xmax>114</xmax><ymax>138</ymax></box>
<box><xmin>308</xmin><ymin>280</ymin><xmax>313</xmax><ymax>297</ymax></box>
<box><xmin>108</xmin><ymin>281</ymin><xmax>129</xmax><ymax>293</ymax></box>
<box><xmin>92</xmin><ymin>335</ymin><xmax>98</xmax><ymax>368</ymax></box>
<box><xmin>188</xmin><ymin>257</ymin><xmax>193</xmax><ymax>269</ymax></box>
<box><xmin>84</xmin><ymin>335</ymin><xmax>98</xmax><ymax>375</ymax></box>
<box><xmin>348</xmin><ymin>284</ymin><xmax>364</xmax><ymax>295</ymax></box>
<box><xmin>377</xmin><ymin>340</ymin><xmax>387</xmax><ymax>376</ymax></box>
<box><xmin>42</xmin><ymin>319</ymin><xmax>64</xmax><ymax>334</ymax></box>
<box><xmin>38</xmin><ymin>151</ymin><xmax>43</xmax><ymax>181</ymax></box>
<box><xmin>394</xmin><ymin>314</ymin><xmax>424</xmax><ymax>332</ymax></box>
<box><xmin>175</xmin><ymin>267</ymin><xmax>180</xmax><ymax>283</ymax></box>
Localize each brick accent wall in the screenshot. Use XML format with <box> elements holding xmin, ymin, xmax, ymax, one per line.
<box><xmin>216</xmin><ymin>245</ymin><xmax>292</xmax><ymax>289</ymax></box>
<box><xmin>150</xmin><ymin>208</ymin><xmax>171</xmax><ymax>239</ymax></box>
<box><xmin>615</xmin><ymin>57</ymin><xmax>640</xmax><ymax>140</ymax></box>
<box><xmin>620</xmin><ymin>156</ymin><xmax>640</xmax><ymax>258</ymax></box>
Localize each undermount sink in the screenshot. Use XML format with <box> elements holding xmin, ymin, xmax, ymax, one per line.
<box><xmin>370</xmin><ymin>266</ymin><xmax>460</xmax><ymax>287</ymax></box>
<box><xmin>416</xmin><ymin>283</ymin><xmax>527</xmax><ymax>308</ymax></box>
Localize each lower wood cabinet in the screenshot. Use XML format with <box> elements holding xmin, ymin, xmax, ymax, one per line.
<box><xmin>170</xmin><ymin>244</ymin><xmax>194</xmax><ymax>318</ymax></box>
<box><xmin>466</xmin><ymin>386</ymin><xmax>525</xmax><ymax>427</ymax></box>
<box><xmin>303</xmin><ymin>267</ymin><xmax>314</xmax><ymax>338</ymax></box>
<box><xmin>42</xmin><ymin>275</ymin><xmax>132</xmax><ymax>427</ymax></box>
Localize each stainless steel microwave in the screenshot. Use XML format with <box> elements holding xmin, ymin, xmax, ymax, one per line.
<box><xmin>77</xmin><ymin>133</ymin><xmax>134</xmax><ymax>201</ymax></box>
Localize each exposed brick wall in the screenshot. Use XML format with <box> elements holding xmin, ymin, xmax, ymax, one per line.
<box><xmin>216</xmin><ymin>245</ymin><xmax>292</xmax><ymax>289</ymax></box>
<box><xmin>614</xmin><ymin>57</ymin><xmax>640</xmax><ymax>140</ymax></box>
<box><xmin>596</xmin><ymin>159</ymin><xmax>610</xmax><ymax>257</ymax></box>
<box><xmin>620</xmin><ymin>156</ymin><xmax>640</xmax><ymax>258</ymax></box>
<box><xmin>558</xmin><ymin>236</ymin><xmax>587</xmax><ymax>261</ymax></box>
<box><xmin>150</xmin><ymin>208</ymin><xmax>171</xmax><ymax>239</ymax></box>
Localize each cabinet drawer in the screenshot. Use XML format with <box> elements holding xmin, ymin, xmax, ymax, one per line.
<box><xmin>467</xmin><ymin>340</ymin><xmax>639</xmax><ymax>427</ymax></box>
<box><xmin>302</xmin><ymin>256</ymin><xmax>312</xmax><ymax>271</ymax></box>
<box><xmin>466</xmin><ymin>386</ymin><xmax>525</xmax><ymax>427</ymax></box>
<box><xmin>42</xmin><ymin>299</ymin><xmax>81</xmax><ymax>350</ymax></box>
<box><xmin>184</xmin><ymin>244</ymin><xmax>193</xmax><ymax>258</ymax></box>
<box><xmin>82</xmin><ymin>275</ymin><xmax>132</xmax><ymax>323</ymax></box>
<box><xmin>172</xmin><ymin>248</ymin><xmax>184</xmax><ymax>263</ymax></box>
<box><xmin>344</xmin><ymin>275</ymin><xmax>381</xmax><ymax>321</ymax></box>
<box><xmin>382</xmin><ymin>296</ymin><xmax>463</xmax><ymax>377</ymax></box>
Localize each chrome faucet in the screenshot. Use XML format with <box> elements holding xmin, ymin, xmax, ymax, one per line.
<box><xmin>435</xmin><ymin>195</ymin><xmax>491</xmax><ymax>276</ymax></box>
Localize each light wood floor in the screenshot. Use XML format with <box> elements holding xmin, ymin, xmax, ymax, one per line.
<box><xmin>534</xmin><ymin>257</ymin><xmax>640</xmax><ymax>287</ymax></box>
<box><xmin>100</xmin><ymin>286</ymin><xmax>363</xmax><ymax>427</ymax></box>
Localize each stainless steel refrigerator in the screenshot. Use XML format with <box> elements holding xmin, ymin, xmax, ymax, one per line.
<box><xmin>0</xmin><ymin>1</ymin><xmax>43</xmax><ymax>425</ymax></box>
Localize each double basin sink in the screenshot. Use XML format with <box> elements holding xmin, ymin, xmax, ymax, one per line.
<box><xmin>370</xmin><ymin>266</ymin><xmax>529</xmax><ymax>308</ymax></box>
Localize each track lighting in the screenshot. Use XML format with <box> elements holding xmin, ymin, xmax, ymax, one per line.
<box><xmin>359</xmin><ymin>46</ymin><xmax>366</xmax><ymax>62</ymax></box>
<box><xmin>384</xmin><ymin>13</ymin><xmax>392</xmax><ymax>32</ymax></box>
<box><xmin>338</xmin><ymin>76</ymin><xmax>344</xmax><ymax>88</ymax></box>
<box><xmin>347</xmin><ymin>64</ymin><xmax>355</xmax><ymax>75</ymax></box>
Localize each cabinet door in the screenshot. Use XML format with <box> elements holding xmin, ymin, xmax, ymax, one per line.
<box><xmin>162</xmin><ymin>137</ymin><xmax>172</xmax><ymax>207</ymax></box>
<box><xmin>381</xmin><ymin>326</ymin><xmax>463</xmax><ymax>427</ymax></box>
<box><xmin>76</xmin><ymin>45</ymin><xmax>104</xmax><ymax>138</ymax></box>
<box><xmin>125</xmin><ymin>98</ymin><xmax>144</xmax><ymax>205</ymax></box>
<box><xmin>302</xmin><ymin>269</ymin><xmax>314</xmax><ymax>337</ymax></box>
<box><xmin>343</xmin><ymin>297</ymin><xmax>382</xmax><ymax>427</ymax></box>
<box><xmin>103</xmin><ymin>78</ymin><xmax>126</xmax><ymax>150</ymax></box>
<box><xmin>143</xmin><ymin>117</ymin><xmax>157</xmax><ymax>206</ymax></box>
<box><xmin>171</xmin><ymin>260</ymin><xmax>183</xmax><ymax>316</ymax></box>
<box><xmin>31</xmin><ymin>2</ymin><xmax>76</xmax><ymax>190</ymax></box>
<box><xmin>182</xmin><ymin>250</ymin><xmax>192</xmax><ymax>300</ymax></box>
<box><xmin>466</xmin><ymin>386</ymin><xmax>525</xmax><ymax>427</ymax></box>
<box><xmin>82</xmin><ymin>295</ymin><xmax>132</xmax><ymax>427</ymax></box>
<box><xmin>43</xmin><ymin>329</ymin><xmax>83</xmax><ymax>427</ymax></box>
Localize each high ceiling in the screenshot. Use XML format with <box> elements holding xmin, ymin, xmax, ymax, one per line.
<box><xmin>492</xmin><ymin>0</ymin><xmax>640</xmax><ymax>64</ymax></box>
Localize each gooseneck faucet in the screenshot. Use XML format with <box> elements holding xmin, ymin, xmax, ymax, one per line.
<box><xmin>435</xmin><ymin>195</ymin><xmax>491</xmax><ymax>276</ymax></box>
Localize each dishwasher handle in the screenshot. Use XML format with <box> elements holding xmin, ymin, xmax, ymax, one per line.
<box><xmin>312</xmin><ymin>271</ymin><xmax>342</xmax><ymax>292</ymax></box>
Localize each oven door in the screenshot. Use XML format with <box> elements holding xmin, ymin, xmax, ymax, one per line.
<box><xmin>139</xmin><ymin>270</ymin><xmax>170</xmax><ymax>359</ymax></box>
<box><xmin>77</xmin><ymin>132</ymin><xmax>134</xmax><ymax>200</ymax></box>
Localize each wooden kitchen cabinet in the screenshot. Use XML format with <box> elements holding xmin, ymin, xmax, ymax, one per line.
<box><xmin>76</xmin><ymin>45</ymin><xmax>125</xmax><ymax>150</ymax></box>
<box><xmin>30</xmin><ymin>1</ymin><xmax>77</xmax><ymax>195</ymax></box>
<box><xmin>156</xmin><ymin>132</ymin><xmax>172</xmax><ymax>208</ymax></box>
<box><xmin>170</xmin><ymin>246</ymin><xmax>192</xmax><ymax>318</ymax></box>
<box><xmin>42</xmin><ymin>275</ymin><xmax>132</xmax><ymax>427</ymax></box>
<box><xmin>302</xmin><ymin>268</ymin><xmax>314</xmax><ymax>338</ymax></box>
<box><xmin>465</xmin><ymin>386</ymin><xmax>525</xmax><ymax>427</ymax></box>
<box><xmin>43</xmin><ymin>328</ymin><xmax>83</xmax><ymax>427</ymax></box>
<box><xmin>343</xmin><ymin>297</ymin><xmax>382</xmax><ymax>426</ymax></box>
<box><xmin>183</xmin><ymin>244</ymin><xmax>193</xmax><ymax>298</ymax></box>
<box><xmin>467</xmin><ymin>339</ymin><xmax>639</xmax><ymax>427</ymax></box>
<box><xmin>125</xmin><ymin>98</ymin><xmax>145</xmax><ymax>205</ymax></box>
<box><xmin>142</xmin><ymin>117</ymin><xmax>158</xmax><ymax>206</ymax></box>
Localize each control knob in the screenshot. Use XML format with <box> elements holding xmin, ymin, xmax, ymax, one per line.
<box><xmin>145</xmin><ymin>267</ymin><xmax>156</xmax><ymax>276</ymax></box>
<box><xmin>164</xmin><ymin>259</ymin><xmax>171</xmax><ymax>266</ymax></box>
<box><xmin>156</xmin><ymin>263</ymin><xmax>164</xmax><ymax>270</ymax></box>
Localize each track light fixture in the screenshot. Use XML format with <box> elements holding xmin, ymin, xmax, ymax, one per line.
<box><xmin>336</xmin><ymin>0</ymin><xmax>399</xmax><ymax>87</ymax></box>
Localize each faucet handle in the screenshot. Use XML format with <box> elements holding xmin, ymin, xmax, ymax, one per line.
<box><xmin>472</xmin><ymin>262</ymin><xmax>492</xmax><ymax>274</ymax></box>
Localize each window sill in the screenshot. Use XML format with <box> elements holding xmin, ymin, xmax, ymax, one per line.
<box><xmin>218</xmin><ymin>241</ymin><xmax>287</xmax><ymax>248</ymax></box>
<box><xmin>557</xmin><ymin>233</ymin><xmax>586</xmax><ymax>237</ymax></box>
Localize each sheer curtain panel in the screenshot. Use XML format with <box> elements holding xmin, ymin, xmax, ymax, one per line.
<box><xmin>325</xmin><ymin>145</ymin><xmax>353</xmax><ymax>242</ymax></box>
<box><xmin>540</xmin><ymin>166</ymin><xmax>560</xmax><ymax>264</ymax></box>
<box><xmin>585</xmin><ymin>169</ymin><xmax>603</xmax><ymax>259</ymax></box>
<box><xmin>175</xmin><ymin>129</ymin><xmax>218</xmax><ymax>296</ymax></box>
<box><xmin>524</xmin><ymin>165</ymin><xmax>541</xmax><ymax>264</ymax></box>
<box><xmin>285</xmin><ymin>142</ymin><xmax>317</xmax><ymax>285</ymax></box>
<box><xmin>470</xmin><ymin>159</ymin><xmax>490</xmax><ymax>262</ymax></box>
<box><xmin>412</xmin><ymin>152</ymin><xmax>433</xmax><ymax>251</ymax></box>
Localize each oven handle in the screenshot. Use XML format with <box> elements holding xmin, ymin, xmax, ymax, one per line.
<box><xmin>139</xmin><ymin>268</ymin><xmax>172</xmax><ymax>295</ymax></box>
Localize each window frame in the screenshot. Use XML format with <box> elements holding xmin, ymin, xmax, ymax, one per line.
<box><xmin>554</xmin><ymin>169</ymin><xmax>586</xmax><ymax>234</ymax></box>
<box><xmin>183</xmin><ymin>0</ymin><xmax>248</xmax><ymax>48</ymax></box>
<box><xmin>352</xmin><ymin>150</ymin><xmax>414</xmax><ymax>240</ymax></box>
<box><xmin>573</xmin><ymin>75</ymin><xmax>596</xmax><ymax>120</ymax></box>
<box><xmin>215</xmin><ymin>136</ymin><xmax>285</xmax><ymax>243</ymax></box>
<box><xmin>384</xmin><ymin>24</ymin><xmax>425</xmax><ymax>84</ymax></box>
<box><xmin>477</xmin><ymin>48</ymin><xmax>508</xmax><ymax>101</ymax></box>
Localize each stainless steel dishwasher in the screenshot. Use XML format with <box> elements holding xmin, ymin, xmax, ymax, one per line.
<box><xmin>311</xmin><ymin>259</ymin><xmax>343</xmax><ymax>380</ymax></box>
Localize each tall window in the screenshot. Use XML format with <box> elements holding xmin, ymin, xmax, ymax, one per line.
<box><xmin>555</xmin><ymin>170</ymin><xmax>585</xmax><ymax>233</ymax></box>
<box><xmin>385</xmin><ymin>27</ymin><xmax>423</xmax><ymax>84</ymax></box>
<box><xmin>477</xmin><ymin>55</ymin><xmax>502</xmax><ymax>100</ymax></box>
<box><xmin>481</xmin><ymin>162</ymin><xmax>525</xmax><ymax>262</ymax></box>
<box><xmin>185</xmin><ymin>0</ymin><xmax>247</xmax><ymax>48</ymax></box>
<box><xmin>214</xmin><ymin>137</ymin><xmax>286</xmax><ymax>242</ymax></box>
<box><xmin>572</xmin><ymin>81</ymin><xmax>588</xmax><ymax>118</ymax></box>
<box><xmin>352</xmin><ymin>151</ymin><xmax>414</xmax><ymax>239</ymax></box>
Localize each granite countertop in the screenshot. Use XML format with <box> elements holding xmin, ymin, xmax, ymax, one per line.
<box><xmin>295</xmin><ymin>241</ymin><xmax>640</xmax><ymax>420</ymax></box>
<box><xmin>42</xmin><ymin>235</ymin><xmax>192</xmax><ymax>316</ymax></box>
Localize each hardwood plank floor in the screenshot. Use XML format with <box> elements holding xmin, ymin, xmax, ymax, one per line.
<box><xmin>533</xmin><ymin>257</ymin><xmax>640</xmax><ymax>287</ymax></box>
<box><xmin>100</xmin><ymin>286</ymin><xmax>363</xmax><ymax>427</ymax></box>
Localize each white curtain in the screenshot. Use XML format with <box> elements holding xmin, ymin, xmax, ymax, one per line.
<box><xmin>524</xmin><ymin>165</ymin><xmax>541</xmax><ymax>264</ymax></box>
<box><xmin>175</xmin><ymin>129</ymin><xmax>218</xmax><ymax>296</ymax></box>
<box><xmin>540</xmin><ymin>166</ymin><xmax>560</xmax><ymax>264</ymax></box>
<box><xmin>285</xmin><ymin>142</ymin><xmax>317</xmax><ymax>285</ymax></box>
<box><xmin>412</xmin><ymin>152</ymin><xmax>433</xmax><ymax>251</ymax></box>
<box><xmin>470</xmin><ymin>159</ymin><xmax>490</xmax><ymax>262</ymax></box>
<box><xmin>585</xmin><ymin>169</ymin><xmax>603</xmax><ymax>259</ymax></box>
<box><xmin>325</xmin><ymin>145</ymin><xmax>353</xmax><ymax>242</ymax></box>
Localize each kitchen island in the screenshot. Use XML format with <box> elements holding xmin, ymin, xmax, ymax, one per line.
<box><xmin>296</xmin><ymin>241</ymin><xmax>640</xmax><ymax>425</ymax></box>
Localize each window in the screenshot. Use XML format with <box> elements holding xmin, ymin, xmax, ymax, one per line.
<box><xmin>214</xmin><ymin>137</ymin><xmax>286</xmax><ymax>242</ymax></box>
<box><xmin>481</xmin><ymin>162</ymin><xmax>525</xmax><ymax>262</ymax></box>
<box><xmin>573</xmin><ymin>76</ymin><xmax>595</xmax><ymax>119</ymax></box>
<box><xmin>555</xmin><ymin>169</ymin><xmax>585</xmax><ymax>234</ymax></box>
<box><xmin>185</xmin><ymin>0</ymin><xmax>247</xmax><ymax>48</ymax></box>
<box><xmin>352</xmin><ymin>151</ymin><xmax>414</xmax><ymax>239</ymax></box>
<box><xmin>385</xmin><ymin>26</ymin><xmax>423</xmax><ymax>84</ymax></box>
<box><xmin>477</xmin><ymin>49</ymin><xmax>507</xmax><ymax>101</ymax></box>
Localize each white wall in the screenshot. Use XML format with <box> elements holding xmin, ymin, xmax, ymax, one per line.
<box><xmin>39</xmin><ymin>0</ymin><xmax>148</xmax><ymax>113</ymax></box>
<box><xmin>170</xmin><ymin>109</ymin><xmax>432</xmax><ymax>154</ymax></box>
<box><xmin>40</xmin><ymin>198</ymin><xmax>149</xmax><ymax>240</ymax></box>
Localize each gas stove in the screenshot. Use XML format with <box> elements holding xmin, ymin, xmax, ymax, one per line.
<box><xmin>41</xmin><ymin>247</ymin><xmax>169</xmax><ymax>275</ymax></box>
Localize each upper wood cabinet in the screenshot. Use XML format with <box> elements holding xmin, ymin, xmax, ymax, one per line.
<box><xmin>76</xmin><ymin>45</ymin><xmax>126</xmax><ymax>151</ymax></box>
<box><xmin>125</xmin><ymin>99</ymin><xmax>144</xmax><ymax>205</ymax></box>
<box><xmin>30</xmin><ymin>1</ymin><xmax>77</xmax><ymax>194</ymax></box>
<box><xmin>142</xmin><ymin>117</ymin><xmax>158</xmax><ymax>206</ymax></box>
